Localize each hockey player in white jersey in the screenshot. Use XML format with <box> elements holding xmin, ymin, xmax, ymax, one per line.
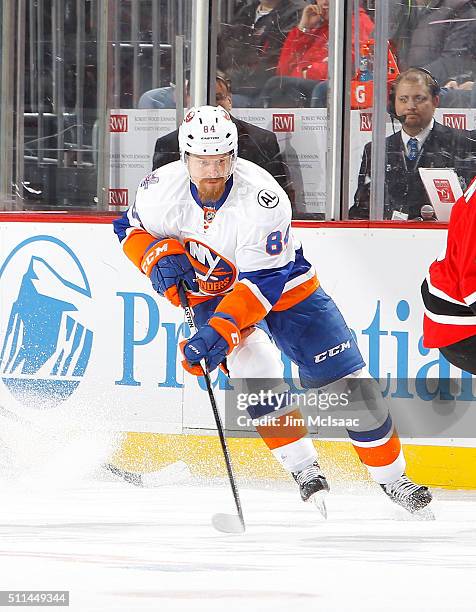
<box><xmin>113</xmin><ymin>105</ymin><xmax>432</xmax><ymax>515</ymax></box>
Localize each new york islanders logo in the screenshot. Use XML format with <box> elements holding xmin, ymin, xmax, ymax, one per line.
<box><xmin>185</xmin><ymin>239</ymin><xmax>236</xmax><ymax>295</ymax></box>
<box><xmin>0</xmin><ymin>236</ymin><xmax>94</xmax><ymax>408</ymax></box>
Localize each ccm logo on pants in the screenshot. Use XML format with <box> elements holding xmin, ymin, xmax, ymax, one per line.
<box><xmin>314</xmin><ymin>341</ymin><xmax>351</xmax><ymax>363</ymax></box>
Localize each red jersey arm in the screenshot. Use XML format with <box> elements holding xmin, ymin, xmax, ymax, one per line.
<box><xmin>458</xmin><ymin>183</ymin><xmax>476</xmax><ymax>312</ymax></box>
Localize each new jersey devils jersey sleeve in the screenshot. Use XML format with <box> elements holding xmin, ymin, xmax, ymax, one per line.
<box><xmin>422</xmin><ymin>178</ymin><xmax>476</xmax><ymax>348</ymax></box>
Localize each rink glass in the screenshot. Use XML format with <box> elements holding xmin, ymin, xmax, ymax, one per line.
<box><xmin>0</xmin><ymin>1</ymin><xmax>474</xmax><ymax>220</ymax></box>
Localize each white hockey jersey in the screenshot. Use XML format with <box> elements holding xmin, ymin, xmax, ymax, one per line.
<box><xmin>113</xmin><ymin>158</ymin><xmax>318</xmax><ymax>330</ymax></box>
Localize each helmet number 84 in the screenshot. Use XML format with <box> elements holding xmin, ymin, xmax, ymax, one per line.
<box><xmin>203</xmin><ymin>125</ymin><xmax>216</xmax><ymax>133</ymax></box>
<box><xmin>266</xmin><ymin>225</ymin><xmax>290</xmax><ymax>255</ymax></box>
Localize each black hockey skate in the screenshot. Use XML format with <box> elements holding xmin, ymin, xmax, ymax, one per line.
<box><xmin>292</xmin><ymin>461</ymin><xmax>330</xmax><ymax>518</ymax></box>
<box><xmin>380</xmin><ymin>474</ymin><xmax>433</xmax><ymax>516</ymax></box>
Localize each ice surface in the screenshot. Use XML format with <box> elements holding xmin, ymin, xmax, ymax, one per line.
<box><xmin>0</xmin><ymin>474</ymin><xmax>475</xmax><ymax>612</ymax></box>
<box><xmin>0</xmin><ymin>413</ymin><xmax>474</xmax><ymax>610</ymax></box>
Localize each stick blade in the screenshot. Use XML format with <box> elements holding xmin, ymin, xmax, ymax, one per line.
<box><xmin>104</xmin><ymin>463</ymin><xmax>143</xmax><ymax>486</ymax></box>
<box><xmin>212</xmin><ymin>513</ymin><xmax>246</xmax><ymax>534</ymax></box>
<box><xmin>104</xmin><ymin>461</ymin><xmax>192</xmax><ymax>488</ymax></box>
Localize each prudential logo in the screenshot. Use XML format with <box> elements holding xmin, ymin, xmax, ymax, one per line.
<box><xmin>0</xmin><ymin>236</ymin><xmax>93</xmax><ymax>408</ymax></box>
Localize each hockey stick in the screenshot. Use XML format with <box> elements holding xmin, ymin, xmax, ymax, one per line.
<box><xmin>104</xmin><ymin>460</ymin><xmax>191</xmax><ymax>487</ymax></box>
<box><xmin>0</xmin><ymin>407</ymin><xmax>191</xmax><ymax>487</ymax></box>
<box><xmin>178</xmin><ymin>282</ymin><xmax>245</xmax><ymax>534</ymax></box>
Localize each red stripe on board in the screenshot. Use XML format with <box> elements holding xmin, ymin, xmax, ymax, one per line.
<box><xmin>0</xmin><ymin>213</ymin><xmax>118</xmax><ymax>224</ymax></box>
<box><xmin>0</xmin><ymin>212</ymin><xmax>449</xmax><ymax>230</ymax></box>
<box><xmin>292</xmin><ymin>220</ymin><xmax>449</xmax><ymax>230</ymax></box>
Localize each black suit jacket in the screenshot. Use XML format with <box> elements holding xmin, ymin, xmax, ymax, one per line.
<box><xmin>152</xmin><ymin>115</ymin><xmax>292</xmax><ymax>198</ymax></box>
<box><xmin>217</xmin><ymin>0</ymin><xmax>300</xmax><ymax>94</ymax></box>
<box><xmin>351</xmin><ymin>122</ymin><xmax>476</xmax><ymax>219</ymax></box>
<box><xmin>389</xmin><ymin>0</ymin><xmax>476</xmax><ymax>85</ymax></box>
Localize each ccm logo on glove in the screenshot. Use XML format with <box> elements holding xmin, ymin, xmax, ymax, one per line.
<box><xmin>141</xmin><ymin>242</ymin><xmax>170</xmax><ymax>275</ymax></box>
<box><xmin>187</xmin><ymin>344</ymin><xmax>201</xmax><ymax>355</ymax></box>
<box><xmin>141</xmin><ymin>238</ymin><xmax>198</xmax><ymax>306</ymax></box>
<box><xmin>141</xmin><ymin>239</ymin><xmax>185</xmax><ymax>276</ymax></box>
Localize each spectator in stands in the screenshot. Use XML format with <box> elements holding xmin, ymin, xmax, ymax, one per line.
<box><xmin>217</xmin><ymin>0</ymin><xmax>301</xmax><ymax>107</ymax></box>
<box><xmin>259</xmin><ymin>0</ymin><xmax>374</xmax><ymax>107</ymax></box>
<box><xmin>138</xmin><ymin>68</ymin><xmax>249</xmax><ymax>111</ymax></box>
<box><xmin>151</xmin><ymin>71</ymin><xmax>293</xmax><ymax>201</ymax></box>
<box><xmin>439</xmin><ymin>76</ymin><xmax>476</xmax><ymax>108</ymax></box>
<box><xmin>138</xmin><ymin>83</ymin><xmax>176</xmax><ymax>110</ymax></box>
<box><xmin>389</xmin><ymin>0</ymin><xmax>476</xmax><ymax>88</ymax></box>
<box><xmin>437</xmin><ymin>33</ymin><xmax>476</xmax><ymax>108</ymax></box>
<box><xmin>350</xmin><ymin>68</ymin><xmax>475</xmax><ymax>220</ymax></box>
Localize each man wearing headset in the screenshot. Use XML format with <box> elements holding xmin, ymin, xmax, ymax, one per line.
<box><xmin>351</xmin><ymin>67</ymin><xmax>475</xmax><ymax>220</ymax></box>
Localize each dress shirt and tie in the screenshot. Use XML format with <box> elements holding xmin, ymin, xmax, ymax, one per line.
<box><xmin>401</xmin><ymin>117</ymin><xmax>434</xmax><ymax>162</ymax></box>
<box><xmin>351</xmin><ymin>118</ymin><xmax>476</xmax><ymax>219</ymax></box>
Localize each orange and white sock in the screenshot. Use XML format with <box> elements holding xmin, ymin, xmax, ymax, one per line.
<box><xmin>347</xmin><ymin>413</ymin><xmax>405</xmax><ymax>484</ymax></box>
<box><xmin>255</xmin><ymin>409</ymin><xmax>317</xmax><ymax>473</ymax></box>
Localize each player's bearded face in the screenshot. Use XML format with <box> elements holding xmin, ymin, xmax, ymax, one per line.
<box><xmin>186</xmin><ymin>152</ymin><xmax>232</xmax><ymax>198</ymax></box>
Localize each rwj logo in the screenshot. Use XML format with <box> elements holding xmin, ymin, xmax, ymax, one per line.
<box><xmin>272</xmin><ymin>113</ymin><xmax>295</xmax><ymax>132</ymax></box>
<box><xmin>0</xmin><ymin>236</ymin><xmax>93</xmax><ymax>408</ymax></box>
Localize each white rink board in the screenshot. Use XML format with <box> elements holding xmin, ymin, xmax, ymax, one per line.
<box><xmin>0</xmin><ymin>222</ymin><xmax>183</xmax><ymax>432</ymax></box>
<box><xmin>1</xmin><ymin>221</ymin><xmax>474</xmax><ymax>440</ymax></box>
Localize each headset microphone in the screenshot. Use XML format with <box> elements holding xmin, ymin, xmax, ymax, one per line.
<box><xmin>389</xmin><ymin>111</ymin><xmax>406</xmax><ymax>134</ymax></box>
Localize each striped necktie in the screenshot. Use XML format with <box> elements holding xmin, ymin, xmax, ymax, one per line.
<box><xmin>407</xmin><ymin>137</ymin><xmax>419</xmax><ymax>161</ymax></box>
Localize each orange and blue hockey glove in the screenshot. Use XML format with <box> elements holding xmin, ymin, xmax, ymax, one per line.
<box><xmin>141</xmin><ymin>238</ymin><xmax>197</xmax><ymax>307</ymax></box>
<box><xmin>180</xmin><ymin>313</ymin><xmax>241</xmax><ymax>375</ymax></box>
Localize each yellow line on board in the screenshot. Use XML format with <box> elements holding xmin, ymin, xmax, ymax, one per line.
<box><xmin>111</xmin><ymin>432</ymin><xmax>476</xmax><ymax>490</ymax></box>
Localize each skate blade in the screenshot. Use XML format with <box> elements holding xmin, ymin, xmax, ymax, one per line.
<box><xmin>212</xmin><ymin>513</ymin><xmax>246</xmax><ymax>534</ymax></box>
<box><xmin>309</xmin><ymin>490</ymin><xmax>328</xmax><ymax>519</ymax></box>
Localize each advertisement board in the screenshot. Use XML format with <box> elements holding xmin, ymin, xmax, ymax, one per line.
<box><xmin>2</xmin><ymin>221</ymin><xmax>473</xmax><ymax>436</ymax></box>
